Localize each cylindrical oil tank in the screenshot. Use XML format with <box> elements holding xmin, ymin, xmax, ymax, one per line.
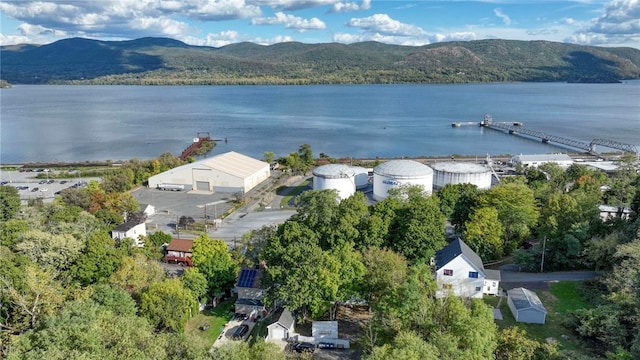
<box><xmin>350</xmin><ymin>166</ymin><xmax>370</xmax><ymax>190</ymax></box>
<box><xmin>431</xmin><ymin>162</ymin><xmax>492</xmax><ymax>190</ymax></box>
<box><xmin>313</xmin><ymin>164</ymin><xmax>356</xmax><ymax>200</ymax></box>
<box><xmin>373</xmin><ymin>160</ymin><xmax>433</xmax><ymax>201</ymax></box>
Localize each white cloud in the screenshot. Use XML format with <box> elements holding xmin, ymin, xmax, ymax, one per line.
<box><xmin>568</xmin><ymin>0</ymin><xmax>640</xmax><ymax>46</ymax></box>
<box><xmin>493</xmin><ymin>8</ymin><xmax>511</xmax><ymax>26</ymax></box>
<box><xmin>181</xmin><ymin>30</ymin><xmax>240</xmax><ymax>47</ymax></box>
<box><xmin>252</xmin><ymin>34</ymin><xmax>294</xmax><ymax>45</ymax></box>
<box><xmin>249</xmin><ymin>0</ymin><xmax>336</xmax><ymax>11</ymax></box>
<box><xmin>251</xmin><ymin>12</ymin><xmax>326</xmax><ymax>32</ymax></box>
<box><xmin>332</xmin><ymin>0</ymin><xmax>370</xmax><ymax>13</ymax></box>
<box><xmin>346</xmin><ymin>14</ymin><xmax>425</xmax><ymax>37</ymax></box>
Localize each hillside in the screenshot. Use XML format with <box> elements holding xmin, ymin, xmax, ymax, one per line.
<box><xmin>2</xmin><ymin>37</ymin><xmax>640</xmax><ymax>85</ymax></box>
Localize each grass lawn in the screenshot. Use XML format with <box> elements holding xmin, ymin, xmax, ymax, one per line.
<box><xmin>279</xmin><ymin>179</ymin><xmax>311</xmax><ymax>208</ymax></box>
<box><xmin>185</xmin><ymin>299</ymin><xmax>235</xmax><ymax>344</ymax></box>
<box><xmin>485</xmin><ymin>281</ymin><xmax>595</xmax><ymax>354</ymax></box>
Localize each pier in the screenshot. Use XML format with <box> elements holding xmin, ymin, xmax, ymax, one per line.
<box><xmin>455</xmin><ymin>114</ymin><xmax>638</xmax><ymax>156</ymax></box>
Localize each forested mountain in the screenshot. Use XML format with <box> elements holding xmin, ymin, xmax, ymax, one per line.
<box><xmin>2</xmin><ymin>37</ymin><xmax>640</xmax><ymax>85</ymax></box>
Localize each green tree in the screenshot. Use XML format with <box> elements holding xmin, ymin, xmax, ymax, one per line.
<box><xmin>89</xmin><ymin>283</ymin><xmax>137</xmax><ymax>317</ymax></box>
<box><xmin>140</xmin><ymin>278</ymin><xmax>196</xmax><ymax>332</ymax></box>
<box><xmin>191</xmin><ymin>234</ymin><xmax>238</xmax><ymax>295</ymax></box>
<box><xmin>436</xmin><ymin>183</ymin><xmax>478</xmax><ymax>219</ymax></box>
<box><xmin>0</xmin><ymin>219</ymin><xmax>29</xmax><ymax>249</ymax></box>
<box><xmin>368</xmin><ymin>331</ymin><xmax>440</xmax><ymax>360</ymax></box>
<box><xmin>388</xmin><ymin>186</ymin><xmax>446</xmax><ymax>263</ymax></box>
<box><xmin>463</xmin><ymin>207</ymin><xmax>505</xmax><ymax>261</ymax></box>
<box><xmin>476</xmin><ymin>183</ymin><xmax>538</xmax><ymax>253</ymax></box>
<box><xmin>71</xmin><ymin>232</ymin><xmax>123</xmax><ymax>285</ymax></box>
<box><xmin>148</xmin><ymin>230</ymin><xmax>173</xmax><ymax>248</ymax></box>
<box><xmin>181</xmin><ymin>268</ymin><xmax>209</xmax><ymax>302</ymax></box>
<box><xmin>0</xmin><ymin>185</ymin><xmax>21</xmax><ymax>221</ymax></box>
<box><xmin>495</xmin><ymin>327</ymin><xmax>541</xmax><ymax>360</ymax></box>
<box><xmin>15</xmin><ymin>229</ymin><xmax>84</xmax><ymax>272</ymax></box>
<box><xmin>263</xmin><ymin>151</ymin><xmax>276</xmax><ymax>164</ymax></box>
<box><xmin>109</xmin><ymin>253</ymin><xmax>165</xmax><ymax>296</ymax></box>
<box><xmin>361</xmin><ymin>247</ymin><xmax>408</xmax><ymax>310</ymax></box>
<box><xmin>298</xmin><ymin>143</ymin><xmax>314</xmax><ymax>167</ymax></box>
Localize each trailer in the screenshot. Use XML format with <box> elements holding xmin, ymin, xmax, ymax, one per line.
<box><xmin>158</xmin><ymin>183</ymin><xmax>185</xmax><ymax>191</ymax></box>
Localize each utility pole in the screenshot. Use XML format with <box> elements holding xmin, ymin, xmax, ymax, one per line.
<box><xmin>540</xmin><ymin>237</ymin><xmax>546</xmax><ymax>273</ymax></box>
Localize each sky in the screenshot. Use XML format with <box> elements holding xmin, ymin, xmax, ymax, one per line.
<box><xmin>1</xmin><ymin>1</ymin><xmax>639</xmax><ymax>49</ymax></box>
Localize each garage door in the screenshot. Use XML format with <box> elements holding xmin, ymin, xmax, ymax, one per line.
<box><xmin>196</xmin><ymin>181</ymin><xmax>209</xmax><ymax>191</ymax></box>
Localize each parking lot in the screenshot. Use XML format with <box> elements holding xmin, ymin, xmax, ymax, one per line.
<box><xmin>0</xmin><ymin>169</ymin><xmax>99</xmax><ymax>203</ymax></box>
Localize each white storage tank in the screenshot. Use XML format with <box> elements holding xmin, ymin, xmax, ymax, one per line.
<box><xmin>313</xmin><ymin>164</ymin><xmax>356</xmax><ymax>200</ymax></box>
<box><xmin>351</xmin><ymin>166</ymin><xmax>370</xmax><ymax>190</ymax></box>
<box><xmin>373</xmin><ymin>160</ymin><xmax>433</xmax><ymax>201</ymax></box>
<box><xmin>431</xmin><ymin>162</ymin><xmax>492</xmax><ymax>190</ymax></box>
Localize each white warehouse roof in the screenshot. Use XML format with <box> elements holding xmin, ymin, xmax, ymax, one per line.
<box><xmin>512</xmin><ymin>153</ymin><xmax>572</xmax><ymax>162</ymax></box>
<box><xmin>195</xmin><ymin>151</ymin><xmax>269</xmax><ymax>178</ymax></box>
<box><xmin>374</xmin><ymin>160</ymin><xmax>433</xmax><ymax>178</ymax></box>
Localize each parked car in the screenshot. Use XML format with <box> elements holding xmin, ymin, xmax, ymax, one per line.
<box><xmin>31</xmin><ymin>187</ymin><xmax>39</xmax><ymax>192</ymax></box>
<box><xmin>0</xmin><ymin>181</ymin><xmax>8</xmax><ymax>185</ymax></box>
<box><xmin>39</xmin><ymin>180</ymin><xmax>47</xmax><ymax>184</ymax></box>
<box><xmin>233</xmin><ymin>324</ymin><xmax>249</xmax><ymax>340</ymax></box>
<box><xmin>40</xmin><ymin>188</ymin><xmax>48</xmax><ymax>192</ymax></box>
<box><xmin>47</xmin><ymin>179</ymin><xmax>55</xmax><ymax>184</ymax></box>
<box><xmin>292</xmin><ymin>342</ymin><xmax>315</xmax><ymax>353</ymax></box>
<box><xmin>60</xmin><ymin>180</ymin><xmax>68</xmax><ymax>184</ymax></box>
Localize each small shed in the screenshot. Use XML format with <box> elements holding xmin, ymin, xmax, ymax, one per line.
<box><xmin>140</xmin><ymin>203</ymin><xmax>155</xmax><ymax>216</ymax></box>
<box><xmin>267</xmin><ymin>308</ymin><xmax>295</xmax><ymax>341</ymax></box>
<box><xmin>507</xmin><ymin>287</ymin><xmax>547</xmax><ymax>324</ymax></box>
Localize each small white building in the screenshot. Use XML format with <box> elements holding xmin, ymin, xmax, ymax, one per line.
<box><xmin>267</xmin><ymin>308</ymin><xmax>295</xmax><ymax>341</ymax></box>
<box><xmin>148</xmin><ymin>151</ymin><xmax>270</xmax><ymax>194</ymax></box>
<box><xmin>434</xmin><ymin>238</ymin><xmax>501</xmax><ymax>298</ymax></box>
<box><xmin>111</xmin><ymin>221</ymin><xmax>146</xmax><ymax>247</ymax></box>
<box><xmin>510</xmin><ymin>153</ymin><xmax>574</xmax><ymax>169</ymax></box>
<box><xmin>139</xmin><ymin>203</ymin><xmax>155</xmax><ymax>217</ymax></box>
<box><xmin>599</xmin><ymin>205</ymin><xmax>634</xmax><ymax>221</ymax></box>
<box><xmin>507</xmin><ymin>287</ymin><xmax>547</xmax><ymax>324</ymax></box>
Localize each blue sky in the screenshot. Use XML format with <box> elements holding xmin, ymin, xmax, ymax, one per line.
<box><xmin>1</xmin><ymin>1</ymin><xmax>639</xmax><ymax>48</ymax></box>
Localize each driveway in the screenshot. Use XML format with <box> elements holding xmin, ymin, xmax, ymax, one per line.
<box><xmin>499</xmin><ymin>269</ymin><xmax>599</xmax><ymax>291</ymax></box>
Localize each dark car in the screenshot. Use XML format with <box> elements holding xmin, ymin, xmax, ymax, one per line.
<box><xmin>60</xmin><ymin>180</ymin><xmax>68</xmax><ymax>184</ymax></box>
<box><xmin>292</xmin><ymin>342</ymin><xmax>315</xmax><ymax>353</ymax></box>
<box><xmin>233</xmin><ymin>324</ymin><xmax>249</xmax><ymax>340</ymax></box>
<box><xmin>39</xmin><ymin>180</ymin><xmax>47</xmax><ymax>184</ymax></box>
<box><xmin>47</xmin><ymin>179</ymin><xmax>55</xmax><ymax>184</ymax></box>
<box><xmin>31</xmin><ymin>187</ymin><xmax>39</xmax><ymax>192</ymax></box>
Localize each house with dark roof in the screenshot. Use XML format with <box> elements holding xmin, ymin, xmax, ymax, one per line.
<box><xmin>507</xmin><ymin>287</ymin><xmax>547</xmax><ymax>324</ymax></box>
<box><xmin>164</xmin><ymin>238</ymin><xmax>193</xmax><ymax>266</ymax></box>
<box><xmin>234</xmin><ymin>268</ymin><xmax>267</xmax><ymax>316</ymax></box>
<box><xmin>111</xmin><ymin>221</ymin><xmax>146</xmax><ymax>247</ymax></box>
<box><xmin>434</xmin><ymin>238</ymin><xmax>501</xmax><ymax>298</ymax></box>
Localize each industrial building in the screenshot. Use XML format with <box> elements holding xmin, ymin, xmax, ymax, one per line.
<box><xmin>432</xmin><ymin>162</ymin><xmax>492</xmax><ymax>190</ymax></box>
<box><xmin>373</xmin><ymin>160</ymin><xmax>433</xmax><ymax>201</ymax></box>
<box><xmin>312</xmin><ymin>164</ymin><xmax>356</xmax><ymax>200</ymax></box>
<box><xmin>510</xmin><ymin>153</ymin><xmax>573</xmax><ymax>169</ymax></box>
<box><xmin>148</xmin><ymin>151</ymin><xmax>270</xmax><ymax>194</ymax></box>
<box><xmin>350</xmin><ymin>166</ymin><xmax>371</xmax><ymax>190</ymax></box>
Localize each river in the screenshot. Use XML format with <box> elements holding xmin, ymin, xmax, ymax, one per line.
<box><xmin>1</xmin><ymin>82</ymin><xmax>638</xmax><ymax>163</ymax></box>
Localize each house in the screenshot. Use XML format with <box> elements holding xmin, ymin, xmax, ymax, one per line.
<box><xmin>266</xmin><ymin>308</ymin><xmax>295</xmax><ymax>341</ymax></box>
<box><xmin>599</xmin><ymin>205</ymin><xmax>634</xmax><ymax>221</ymax></box>
<box><xmin>139</xmin><ymin>203</ymin><xmax>155</xmax><ymax>217</ymax></box>
<box><xmin>507</xmin><ymin>287</ymin><xmax>547</xmax><ymax>324</ymax></box>
<box><xmin>434</xmin><ymin>238</ymin><xmax>501</xmax><ymax>298</ymax></box>
<box><xmin>235</xmin><ymin>268</ymin><xmax>267</xmax><ymax>316</ymax></box>
<box><xmin>164</xmin><ymin>238</ymin><xmax>193</xmax><ymax>266</ymax></box>
<box><xmin>111</xmin><ymin>221</ymin><xmax>146</xmax><ymax>247</ymax></box>
<box><xmin>510</xmin><ymin>153</ymin><xmax>573</xmax><ymax>169</ymax></box>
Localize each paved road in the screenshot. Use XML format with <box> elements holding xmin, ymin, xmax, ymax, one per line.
<box><xmin>500</xmin><ymin>270</ymin><xmax>598</xmax><ymax>283</ymax></box>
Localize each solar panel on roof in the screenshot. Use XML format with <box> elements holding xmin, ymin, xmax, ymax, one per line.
<box><xmin>238</xmin><ymin>269</ymin><xmax>257</xmax><ymax>288</ymax></box>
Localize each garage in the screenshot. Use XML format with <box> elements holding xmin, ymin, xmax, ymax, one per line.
<box><xmin>148</xmin><ymin>151</ymin><xmax>270</xmax><ymax>194</ymax></box>
<box><xmin>507</xmin><ymin>287</ymin><xmax>547</xmax><ymax>324</ymax></box>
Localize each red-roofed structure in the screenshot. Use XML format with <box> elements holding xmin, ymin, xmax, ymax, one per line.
<box><xmin>164</xmin><ymin>238</ymin><xmax>194</xmax><ymax>266</ymax></box>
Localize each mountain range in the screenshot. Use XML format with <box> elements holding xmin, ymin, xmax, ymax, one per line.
<box><xmin>2</xmin><ymin>37</ymin><xmax>640</xmax><ymax>85</ymax></box>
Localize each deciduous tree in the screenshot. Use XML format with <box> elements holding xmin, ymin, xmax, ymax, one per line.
<box><xmin>140</xmin><ymin>278</ymin><xmax>196</xmax><ymax>332</ymax></box>
<box><xmin>464</xmin><ymin>207</ymin><xmax>505</xmax><ymax>261</ymax></box>
<box><xmin>0</xmin><ymin>185</ymin><xmax>20</xmax><ymax>222</ymax></box>
<box><xmin>191</xmin><ymin>234</ymin><xmax>238</xmax><ymax>295</ymax></box>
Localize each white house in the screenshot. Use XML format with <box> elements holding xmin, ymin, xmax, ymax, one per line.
<box><xmin>266</xmin><ymin>308</ymin><xmax>295</xmax><ymax>342</ymax></box>
<box><xmin>599</xmin><ymin>205</ymin><xmax>634</xmax><ymax>221</ymax></box>
<box><xmin>111</xmin><ymin>221</ymin><xmax>146</xmax><ymax>247</ymax></box>
<box><xmin>510</xmin><ymin>153</ymin><xmax>574</xmax><ymax>169</ymax></box>
<box><xmin>139</xmin><ymin>203</ymin><xmax>155</xmax><ymax>217</ymax></box>
<box><xmin>507</xmin><ymin>287</ymin><xmax>547</xmax><ymax>324</ymax></box>
<box><xmin>434</xmin><ymin>238</ymin><xmax>501</xmax><ymax>298</ymax></box>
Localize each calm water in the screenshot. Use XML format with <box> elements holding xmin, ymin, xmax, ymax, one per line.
<box><xmin>1</xmin><ymin>83</ymin><xmax>639</xmax><ymax>163</ymax></box>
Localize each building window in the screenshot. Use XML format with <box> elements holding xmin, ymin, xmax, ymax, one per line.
<box><xmin>493</xmin><ymin>282</ymin><xmax>497</xmax><ymax>286</ymax></box>
<box><xmin>469</xmin><ymin>271</ymin><xmax>479</xmax><ymax>278</ymax></box>
<box><xmin>444</xmin><ymin>269</ymin><xmax>453</xmax><ymax>276</ymax></box>
<box><xmin>475</xmin><ymin>286</ymin><xmax>482</xmax><ymax>292</ymax></box>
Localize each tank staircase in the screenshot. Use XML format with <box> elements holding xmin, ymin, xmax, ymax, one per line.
<box><xmin>478</xmin><ymin>114</ymin><xmax>638</xmax><ymax>156</ymax></box>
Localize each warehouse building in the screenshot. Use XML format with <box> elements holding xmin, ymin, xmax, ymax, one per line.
<box><xmin>148</xmin><ymin>151</ymin><xmax>270</xmax><ymax>194</ymax></box>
